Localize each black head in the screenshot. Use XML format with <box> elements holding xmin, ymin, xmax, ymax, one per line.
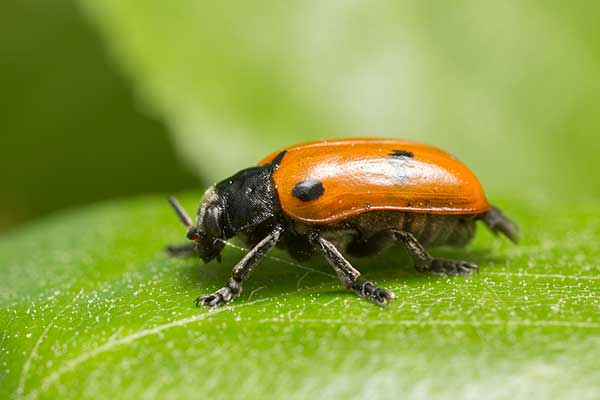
<box><xmin>168</xmin><ymin>161</ymin><xmax>281</xmax><ymax>263</ymax></box>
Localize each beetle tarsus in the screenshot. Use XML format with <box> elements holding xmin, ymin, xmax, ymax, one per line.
<box><xmin>196</xmin><ymin>278</ymin><xmax>242</xmax><ymax>308</ymax></box>
<box><xmin>196</xmin><ymin>293</ymin><xmax>224</xmax><ymax>308</ymax></box>
<box><xmin>423</xmin><ymin>259</ymin><xmax>479</xmax><ymax>276</ymax></box>
<box><xmin>351</xmin><ymin>279</ymin><xmax>396</xmax><ymax>305</ymax></box>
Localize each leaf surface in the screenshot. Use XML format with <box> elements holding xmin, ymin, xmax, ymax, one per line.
<box><xmin>1</xmin><ymin>195</ymin><xmax>598</xmax><ymax>399</ymax></box>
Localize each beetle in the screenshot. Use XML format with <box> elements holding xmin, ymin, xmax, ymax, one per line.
<box><xmin>167</xmin><ymin>138</ymin><xmax>519</xmax><ymax>307</ymax></box>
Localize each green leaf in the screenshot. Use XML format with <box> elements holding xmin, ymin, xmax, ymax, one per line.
<box><xmin>1</xmin><ymin>195</ymin><xmax>598</xmax><ymax>399</ymax></box>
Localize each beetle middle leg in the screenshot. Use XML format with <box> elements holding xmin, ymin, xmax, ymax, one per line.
<box><xmin>393</xmin><ymin>231</ymin><xmax>478</xmax><ymax>275</ymax></box>
<box><xmin>196</xmin><ymin>225</ymin><xmax>284</xmax><ymax>308</ymax></box>
<box><xmin>309</xmin><ymin>232</ymin><xmax>396</xmax><ymax>305</ymax></box>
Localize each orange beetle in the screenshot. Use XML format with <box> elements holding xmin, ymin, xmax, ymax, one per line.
<box><xmin>168</xmin><ymin>138</ymin><xmax>519</xmax><ymax>307</ymax></box>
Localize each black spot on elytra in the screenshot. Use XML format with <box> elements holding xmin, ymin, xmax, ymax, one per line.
<box><xmin>271</xmin><ymin>150</ymin><xmax>287</xmax><ymax>169</ymax></box>
<box><xmin>389</xmin><ymin>149</ymin><xmax>414</xmax><ymax>158</ymax></box>
<box><xmin>292</xmin><ymin>179</ymin><xmax>324</xmax><ymax>202</ymax></box>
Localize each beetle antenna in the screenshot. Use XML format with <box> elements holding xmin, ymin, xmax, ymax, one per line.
<box><xmin>168</xmin><ymin>196</ymin><xmax>193</xmax><ymax>228</ymax></box>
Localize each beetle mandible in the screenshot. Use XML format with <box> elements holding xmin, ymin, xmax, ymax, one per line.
<box><xmin>167</xmin><ymin>138</ymin><xmax>519</xmax><ymax>307</ymax></box>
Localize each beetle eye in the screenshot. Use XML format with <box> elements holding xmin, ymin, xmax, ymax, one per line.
<box><xmin>204</xmin><ymin>206</ymin><xmax>223</xmax><ymax>238</ymax></box>
<box><xmin>186</xmin><ymin>227</ymin><xmax>201</xmax><ymax>241</ymax></box>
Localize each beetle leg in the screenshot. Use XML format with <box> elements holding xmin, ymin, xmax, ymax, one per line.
<box><xmin>165</xmin><ymin>243</ymin><xmax>197</xmax><ymax>258</ymax></box>
<box><xmin>309</xmin><ymin>233</ymin><xmax>396</xmax><ymax>305</ymax></box>
<box><xmin>195</xmin><ymin>225</ymin><xmax>284</xmax><ymax>308</ymax></box>
<box><xmin>480</xmin><ymin>205</ymin><xmax>520</xmax><ymax>244</ymax></box>
<box><xmin>393</xmin><ymin>231</ymin><xmax>478</xmax><ymax>275</ymax></box>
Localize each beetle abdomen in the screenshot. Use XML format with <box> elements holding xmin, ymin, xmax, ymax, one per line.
<box><xmin>288</xmin><ymin>211</ymin><xmax>478</xmax><ymax>260</ymax></box>
<box><xmin>401</xmin><ymin>212</ymin><xmax>476</xmax><ymax>247</ymax></box>
<box><xmin>346</xmin><ymin>211</ymin><xmax>476</xmax><ymax>249</ymax></box>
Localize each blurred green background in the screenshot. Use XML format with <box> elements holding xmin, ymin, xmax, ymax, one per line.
<box><xmin>2</xmin><ymin>0</ymin><xmax>599</xmax><ymax>233</ymax></box>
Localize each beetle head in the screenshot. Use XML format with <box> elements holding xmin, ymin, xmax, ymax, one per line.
<box><xmin>189</xmin><ymin>186</ymin><xmax>227</xmax><ymax>262</ymax></box>
<box><xmin>168</xmin><ymin>164</ymin><xmax>279</xmax><ymax>262</ymax></box>
<box><xmin>167</xmin><ymin>192</ymin><xmax>225</xmax><ymax>263</ymax></box>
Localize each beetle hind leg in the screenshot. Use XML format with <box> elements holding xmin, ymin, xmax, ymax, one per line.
<box><xmin>480</xmin><ymin>205</ymin><xmax>520</xmax><ymax>244</ymax></box>
<box><xmin>393</xmin><ymin>231</ymin><xmax>478</xmax><ymax>276</ymax></box>
<box><xmin>310</xmin><ymin>233</ymin><xmax>396</xmax><ymax>305</ymax></box>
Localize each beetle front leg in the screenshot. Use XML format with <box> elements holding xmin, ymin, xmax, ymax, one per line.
<box><xmin>196</xmin><ymin>225</ymin><xmax>284</xmax><ymax>308</ymax></box>
<box><xmin>166</xmin><ymin>243</ymin><xmax>197</xmax><ymax>258</ymax></box>
<box><xmin>309</xmin><ymin>233</ymin><xmax>396</xmax><ymax>305</ymax></box>
<box><xmin>393</xmin><ymin>231</ymin><xmax>478</xmax><ymax>275</ymax></box>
